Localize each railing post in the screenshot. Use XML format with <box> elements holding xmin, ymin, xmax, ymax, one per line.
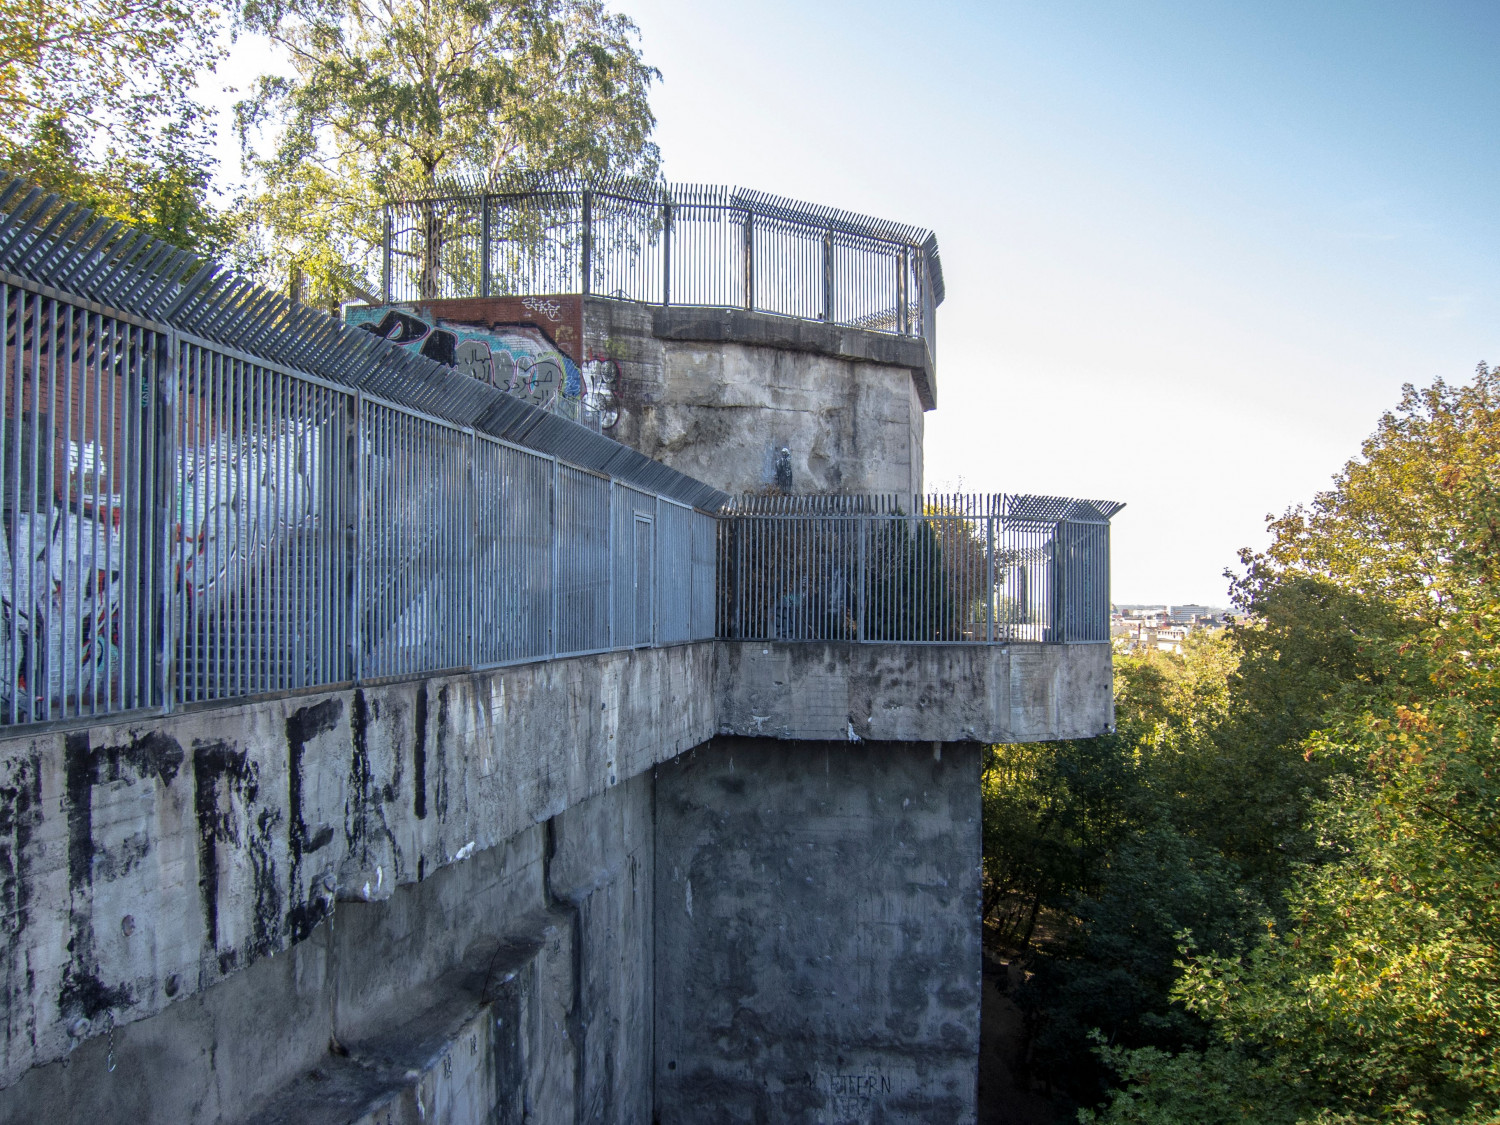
<box><xmin>581</xmin><ymin>191</ymin><xmax>593</xmax><ymax>296</ymax></box>
<box><xmin>1053</xmin><ymin>520</ymin><xmax>1067</xmax><ymax>643</ymax></box>
<box><xmin>550</xmin><ymin>457</ymin><xmax>559</xmax><ymax>656</ymax></box>
<box><xmin>743</xmin><ymin>209</ymin><xmax>754</xmax><ymax>311</ymax></box>
<box><xmin>823</xmin><ymin>229</ymin><xmax>834</xmax><ymax>323</ymax></box>
<box><xmin>480</xmin><ymin>195</ymin><xmax>491</xmax><ymax>298</ymax></box>
<box><xmin>857</xmin><ymin>513</ymin><xmax>867</xmax><ymax>642</ymax></box>
<box><xmin>381</xmin><ymin>208</ymin><xmax>392</xmax><ymax>305</ymax></box>
<box><xmin>662</xmin><ymin>202</ymin><xmax>672</xmax><ymax>306</ymax></box>
<box><xmin>351</xmin><ymin>391</ymin><xmax>364</xmax><ymax>683</ymax></box>
<box><xmin>155</xmin><ymin>330</ymin><xmax>179</xmax><ymax>714</ymax></box>
<box><xmin>986</xmin><ymin>505</ymin><xmax>995</xmax><ymax>644</ymax></box>
<box><xmin>897</xmin><ymin>247</ymin><xmax>909</xmax><ymax>336</ymax></box>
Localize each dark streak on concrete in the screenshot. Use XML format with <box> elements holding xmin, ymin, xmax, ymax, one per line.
<box><xmin>193</xmin><ymin>741</ymin><xmax>257</xmax><ymax>954</ymax></box>
<box><xmin>346</xmin><ymin>689</ymin><xmax>371</xmax><ymax>857</ymax></box>
<box><xmin>0</xmin><ymin>753</ymin><xmax>39</xmax><ymax>942</ymax></box>
<box><xmin>59</xmin><ymin>731</ymin><xmax>135</xmax><ymax>1021</ymax></box>
<box><xmin>413</xmin><ymin>682</ymin><xmax>428</xmax><ymax>820</ymax></box>
<box><xmin>433</xmin><ymin>685</ymin><xmax>450</xmax><ymax>822</ymax></box>
<box><xmin>286</xmin><ymin>698</ymin><xmax>343</xmax><ymax>943</ymax></box>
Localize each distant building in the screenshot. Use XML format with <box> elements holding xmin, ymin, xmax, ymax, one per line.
<box><xmin>1111</xmin><ymin>603</ymin><xmax>1229</xmax><ymax>653</ymax></box>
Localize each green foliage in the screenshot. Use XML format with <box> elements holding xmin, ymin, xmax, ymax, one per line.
<box><xmin>985</xmin><ymin>369</ymin><xmax>1500</xmax><ymax>1121</ymax></box>
<box><xmin>1078</xmin><ymin>366</ymin><xmax>1500</xmax><ymax>1124</ymax></box>
<box><xmin>236</xmin><ymin>0</ymin><xmax>661</xmax><ymax>308</ymax></box>
<box><xmin>984</xmin><ymin>633</ymin><xmax>1272</xmax><ymax>1106</ymax></box>
<box><xmin>0</xmin><ymin>0</ymin><xmax>227</xmax><ymax>250</ymax></box>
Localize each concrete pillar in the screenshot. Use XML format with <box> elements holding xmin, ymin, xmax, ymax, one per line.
<box><xmin>653</xmin><ymin>737</ymin><xmax>981</xmax><ymax>1124</ymax></box>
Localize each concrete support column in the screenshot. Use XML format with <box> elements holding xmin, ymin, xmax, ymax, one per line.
<box><xmin>653</xmin><ymin>737</ymin><xmax>981</xmax><ymax>1125</ymax></box>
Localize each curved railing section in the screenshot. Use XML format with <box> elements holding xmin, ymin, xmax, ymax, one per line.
<box><xmin>382</xmin><ymin>177</ymin><xmax>944</xmax><ymax>346</ymax></box>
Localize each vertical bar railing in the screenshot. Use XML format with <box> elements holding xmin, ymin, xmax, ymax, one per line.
<box><xmin>382</xmin><ymin>209</ymin><xmax>392</xmax><ymax>305</ymax></box>
<box><xmin>480</xmin><ymin>195</ymin><xmax>492</xmax><ymax>299</ymax></box>
<box><xmin>379</xmin><ymin>186</ymin><xmax>937</xmax><ymax>347</ymax></box>
<box><xmin>662</xmin><ymin>203</ymin><xmax>672</xmax><ymax>307</ymax></box>
<box><xmin>581</xmin><ymin>191</ymin><xmax>593</xmax><ymax>298</ymax></box>
<box><xmin>714</xmin><ymin>495</ymin><xmax>1116</xmax><ymax>647</ymax></box>
<box><xmin>743</xmin><ymin>210</ymin><xmax>754</xmax><ymax>312</ymax></box>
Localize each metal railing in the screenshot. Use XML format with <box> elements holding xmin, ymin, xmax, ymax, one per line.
<box><xmin>0</xmin><ymin>176</ymin><xmax>1120</xmax><ymax>730</ymax></box>
<box><xmin>717</xmin><ymin>494</ymin><xmax>1122</xmax><ymax>645</ymax></box>
<box><xmin>0</xmin><ymin>185</ymin><xmax>719</xmax><ymax>727</ymax></box>
<box><xmin>382</xmin><ymin>177</ymin><xmax>944</xmax><ymax>347</ymax></box>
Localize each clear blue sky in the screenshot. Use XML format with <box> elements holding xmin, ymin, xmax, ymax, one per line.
<box><xmin>214</xmin><ymin>1</ymin><xmax>1500</xmax><ymax>604</ymax></box>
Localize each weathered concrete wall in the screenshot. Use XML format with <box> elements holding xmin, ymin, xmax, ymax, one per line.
<box><xmin>0</xmin><ymin>643</ymin><xmax>714</xmax><ymax>1093</ymax></box>
<box><xmin>716</xmin><ymin>641</ymin><xmax>1115</xmax><ymax>744</ymax></box>
<box><xmin>654</xmin><ymin>737</ymin><xmax>982</xmax><ymax>1124</ymax></box>
<box><xmin>0</xmin><ymin>767</ymin><xmax>660</xmax><ymax>1125</ymax></box>
<box><xmin>585</xmin><ymin>299</ymin><xmax>929</xmax><ymax>495</ymax></box>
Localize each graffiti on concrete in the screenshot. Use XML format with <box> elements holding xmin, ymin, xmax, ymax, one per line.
<box><xmin>582</xmin><ymin>355</ymin><xmax>620</xmax><ymax>429</ymax></box>
<box><xmin>0</xmin><ymin>416</ymin><xmax>332</xmax><ymax>716</ymax></box>
<box><xmin>0</xmin><ymin>500</ymin><xmax>123</xmax><ymax>716</ymax></box>
<box><xmin>347</xmin><ymin>305</ymin><xmax>618</xmax><ymax>431</ymax></box>
<box><xmin>174</xmin><ymin>422</ymin><xmax>325</xmax><ymax>603</ymax></box>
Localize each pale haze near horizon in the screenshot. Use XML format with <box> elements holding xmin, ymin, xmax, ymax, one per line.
<box><xmin>209</xmin><ymin>1</ymin><xmax>1500</xmax><ymax>606</ymax></box>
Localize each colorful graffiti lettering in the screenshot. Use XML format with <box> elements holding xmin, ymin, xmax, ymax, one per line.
<box><xmin>347</xmin><ymin>305</ymin><xmax>618</xmax><ymax>431</ymax></box>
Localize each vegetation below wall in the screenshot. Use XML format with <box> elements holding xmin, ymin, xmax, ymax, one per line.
<box><xmin>984</xmin><ymin>366</ymin><xmax>1500</xmax><ymax>1125</ymax></box>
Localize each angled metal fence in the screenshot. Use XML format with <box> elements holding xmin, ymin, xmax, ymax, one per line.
<box><xmin>383</xmin><ymin>177</ymin><xmax>944</xmax><ymax>349</ymax></box>
<box><xmin>717</xmin><ymin>494</ymin><xmax>1123</xmax><ymax>645</ymax></box>
<box><xmin>0</xmin><ymin>182</ymin><xmax>720</xmax><ymax>727</ymax></box>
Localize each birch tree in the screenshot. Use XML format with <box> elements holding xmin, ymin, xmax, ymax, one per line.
<box><xmin>236</xmin><ymin>0</ymin><xmax>660</xmax><ymax>309</ymax></box>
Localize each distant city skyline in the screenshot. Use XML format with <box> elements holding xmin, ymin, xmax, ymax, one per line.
<box><xmin>207</xmin><ymin>1</ymin><xmax>1500</xmax><ymax>603</ymax></box>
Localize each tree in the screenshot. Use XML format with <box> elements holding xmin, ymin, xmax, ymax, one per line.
<box><xmin>236</xmin><ymin>0</ymin><xmax>661</xmax><ymax>309</ymax></box>
<box><xmin>1087</xmin><ymin>366</ymin><xmax>1500</xmax><ymax>1124</ymax></box>
<box><xmin>0</xmin><ymin>0</ymin><xmax>228</xmax><ymax>250</ymax></box>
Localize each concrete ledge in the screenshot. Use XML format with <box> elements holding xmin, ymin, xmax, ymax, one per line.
<box><xmin>648</xmin><ymin>304</ymin><xmax>938</xmax><ymax>410</ymax></box>
<box><xmin>715</xmin><ymin>641</ymin><xmax>1115</xmax><ymax>743</ymax></box>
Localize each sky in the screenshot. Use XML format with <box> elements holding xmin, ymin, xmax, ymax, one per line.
<box><xmin>208</xmin><ymin>1</ymin><xmax>1500</xmax><ymax>605</ymax></box>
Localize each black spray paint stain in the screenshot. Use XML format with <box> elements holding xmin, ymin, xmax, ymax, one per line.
<box><xmin>346</xmin><ymin>689</ymin><xmax>371</xmax><ymax>858</ymax></box>
<box><xmin>0</xmin><ymin>752</ymin><xmax>41</xmax><ymax>943</ymax></box>
<box><xmin>433</xmin><ymin>685</ymin><xmax>451</xmax><ymax>821</ymax></box>
<box><xmin>193</xmin><ymin>742</ymin><xmax>259</xmax><ymax>958</ymax></box>
<box><xmin>413</xmin><ymin>682</ymin><xmax>428</xmax><ymax>820</ymax></box>
<box><xmin>285</xmin><ymin>698</ymin><xmax>343</xmax><ymax>943</ymax></box>
<box><xmin>60</xmin><ymin>730</ymin><xmax>184</xmax><ymax>1017</ymax></box>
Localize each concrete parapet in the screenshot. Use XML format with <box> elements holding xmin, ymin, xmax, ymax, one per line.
<box><xmin>586</xmin><ymin>299</ymin><xmax>928</xmax><ymax>495</ymax></box>
<box><xmin>715</xmin><ymin>641</ymin><xmax>1115</xmax><ymax>743</ymax></box>
<box><xmin>647</xmin><ymin>305</ymin><xmax>937</xmax><ymax>410</ymax></box>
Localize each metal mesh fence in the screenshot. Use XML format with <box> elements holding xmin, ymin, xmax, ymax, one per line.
<box><xmin>384</xmin><ymin>180</ymin><xmax>943</xmax><ymax>344</ymax></box>
<box><xmin>717</xmin><ymin>494</ymin><xmax>1120</xmax><ymax>645</ymax></box>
